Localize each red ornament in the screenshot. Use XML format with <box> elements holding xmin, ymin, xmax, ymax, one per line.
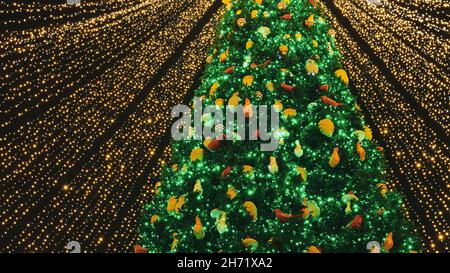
<box><xmin>309</xmin><ymin>0</ymin><xmax>317</xmax><ymax>8</ymax></box>
<box><xmin>321</xmin><ymin>95</ymin><xmax>343</xmax><ymax>106</ymax></box>
<box><xmin>281</xmin><ymin>83</ymin><xmax>295</xmax><ymax>92</ymax></box>
<box><xmin>208</xmin><ymin>134</ymin><xmax>226</xmax><ymax>151</ymax></box>
<box><xmin>224</xmin><ymin>66</ymin><xmax>236</xmax><ymax>74</ymax></box>
<box><xmin>318</xmin><ymin>84</ymin><xmax>329</xmax><ymax>92</ymax></box>
<box><xmin>280</xmin><ymin>13</ymin><xmax>292</xmax><ymax>20</ymax></box>
<box><xmin>134</xmin><ymin>245</ymin><xmax>148</xmax><ymax>253</ymax></box>
<box><xmin>273</xmin><ymin>209</ymin><xmax>304</xmax><ymax>223</ymax></box>
<box><xmin>222</xmin><ymin>166</ymin><xmax>232</xmax><ymax>177</ymax></box>
<box><xmin>346</xmin><ymin>215</ymin><xmax>363</xmax><ymax>229</ymax></box>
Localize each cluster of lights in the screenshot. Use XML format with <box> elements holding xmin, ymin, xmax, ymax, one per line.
<box><xmin>0</xmin><ymin>0</ymin><xmax>223</xmax><ymax>252</ymax></box>
<box><xmin>321</xmin><ymin>0</ymin><xmax>448</xmax><ymax>252</ymax></box>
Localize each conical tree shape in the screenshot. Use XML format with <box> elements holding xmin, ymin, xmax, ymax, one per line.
<box><xmin>139</xmin><ymin>0</ymin><xmax>421</xmax><ymax>253</ymax></box>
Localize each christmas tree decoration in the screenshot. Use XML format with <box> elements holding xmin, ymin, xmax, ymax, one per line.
<box><xmin>237</xmin><ymin>17</ymin><xmax>247</xmax><ymax>27</ymax></box>
<box><xmin>150</xmin><ymin>215</ymin><xmax>159</xmax><ymax>225</ymax></box>
<box><xmin>318</xmin><ymin>118</ymin><xmax>335</xmax><ymax>137</ymax></box>
<box><xmin>227</xmin><ymin>186</ymin><xmax>237</xmax><ymax>200</ymax></box>
<box><xmin>257</xmin><ymin>26</ymin><xmax>271</xmax><ymax>39</ymax></box>
<box><xmin>246</xmin><ymin>40</ymin><xmax>254</xmax><ymax>50</ymax></box>
<box><xmin>305</xmin><ymin>14</ymin><xmax>315</xmax><ymax>28</ymax></box>
<box><xmin>224</xmin><ymin>65</ymin><xmax>236</xmax><ymax>74</ymax></box>
<box><xmin>305</xmin><ymin>59</ymin><xmax>319</xmax><ymax>75</ymax></box>
<box><xmin>294</xmin><ymin>140</ymin><xmax>304</xmax><ymax>158</ymax></box>
<box><xmin>296</xmin><ymin>166</ymin><xmax>308</xmax><ymax>182</ymax></box>
<box><xmin>242</xmin><ymin>237</ymin><xmax>258</xmax><ymax>252</ymax></box>
<box><xmin>193</xmin><ymin>179</ymin><xmax>203</xmax><ymax>194</ymax></box>
<box><xmin>321</xmin><ymin>95</ymin><xmax>343</xmax><ymax>106</ymax></box>
<box><xmin>328</xmin><ymin>147</ymin><xmax>340</xmax><ymax>168</ymax></box>
<box><xmin>335</xmin><ymin>69</ymin><xmax>349</xmax><ymax>85</ymax></box>
<box><xmin>281</xmin><ymin>82</ymin><xmax>296</xmax><ymax>91</ymax></box>
<box><xmin>356</xmin><ymin>142</ymin><xmax>366</xmax><ymax>161</ymax></box>
<box><xmin>139</xmin><ymin>0</ymin><xmax>422</xmax><ymax>253</ymax></box>
<box><xmin>243</xmin><ymin>201</ymin><xmax>258</xmax><ymax>221</ymax></box>
<box><xmin>243</xmin><ymin>75</ymin><xmax>254</xmax><ymax>86</ymax></box>
<box><xmin>306</xmin><ymin>246</ymin><xmax>322</xmax><ymax>253</ymax></box>
<box><xmin>382</xmin><ymin>232</ymin><xmax>394</xmax><ymax>253</ymax></box>
<box><xmin>193</xmin><ymin>216</ymin><xmax>205</xmax><ymax>240</ymax></box>
<box><xmin>134</xmin><ymin>245</ymin><xmax>149</xmax><ymax>253</ymax></box>
<box><xmin>318</xmin><ymin>84</ymin><xmax>329</xmax><ymax>92</ymax></box>
<box><xmin>280</xmin><ymin>13</ymin><xmax>292</xmax><ymax>20</ymax></box>
<box><xmin>268</xmin><ymin>156</ymin><xmax>279</xmax><ymax>174</ymax></box>
<box><xmin>346</xmin><ymin>215</ymin><xmax>363</xmax><ymax>229</ymax></box>
<box><xmin>377</xmin><ymin>183</ymin><xmax>388</xmax><ymax>197</ymax></box>
<box><xmin>279</xmin><ymin>44</ymin><xmax>289</xmax><ymax>56</ymax></box>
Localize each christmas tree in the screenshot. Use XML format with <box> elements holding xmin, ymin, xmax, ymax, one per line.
<box><xmin>138</xmin><ymin>0</ymin><xmax>421</xmax><ymax>253</ymax></box>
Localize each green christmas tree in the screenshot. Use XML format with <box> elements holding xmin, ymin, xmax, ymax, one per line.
<box><xmin>138</xmin><ymin>0</ymin><xmax>421</xmax><ymax>253</ymax></box>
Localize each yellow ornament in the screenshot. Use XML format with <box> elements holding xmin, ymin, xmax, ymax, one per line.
<box><xmin>305</xmin><ymin>59</ymin><xmax>319</xmax><ymax>75</ymax></box>
<box><xmin>294</xmin><ymin>140</ymin><xmax>303</xmax><ymax>158</ymax></box>
<box><xmin>228</xmin><ymin>92</ymin><xmax>240</xmax><ymax>109</ymax></box>
<box><xmin>318</xmin><ymin>118</ymin><xmax>335</xmax><ymax>137</ymax></box>
<box><xmin>190</xmin><ymin>147</ymin><xmax>204</xmax><ymax>161</ymax></box>
<box><xmin>364</xmin><ymin>125</ymin><xmax>373</xmax><ymax>141</ymax></box>
<box><xmin>273</xmin><ymin>100</ymin><xmax>283</xmax><ymax>112</ymax></box>
<box><xmin>193</xmin><ymin>179</ymin><xmax>203</xmax><ymax>194</ymax></box>
<box><xmin>150</xmin><ymin>214</ymin><xmax>159</xmax><ymax>224</ymax></box>
<box><xmin>329</xmin><ymin>147</ymin><xmax>340</xmax><ymax>168</ymax></box>
<box><xmin>167</xmin><ymin>196</ymin><xmax>177</xmax><ymax>214</ymax></box>
<box><xmin>193</xmin><ymin>216</ymin><xmax>205</xmax><ymax>239</ymax></box>
<box><xmin>243</xmin><ymin>201</ymin><xmax>257</xmax><ymax>221</ymax></box>
<box><xmin>243</xmin><ymin>75</ymin><xmax>254</xmax><ymax>86</ymax></box>
<box><xmin>154</xmin><ymin>181</ymin><xmax>161</xmax><ymax>194</ymax></box>
<box><xmin>335</xmin><ymin>69</ymin><xmax>349</xmax><ymax>85</ymax></box>
<box><xmin>277</xmin><ymin>1</ymin><xmax>287</xmax><ymax>10</ymax></box>
<box><xmin>283</xmin><ymin>108</ymin><xmax>297</xmax><ymax>118</ymax></box>
<box><xmin>312</xmin><ymin>40</ymin><xmax>318</xmax><ymax>47</ymax></box>
<box><xmin>215</xmin><ymin>98</ymin><xmax>224</xmax><ymax>107</ymax></box>
<box><xmin>255</xmin><ymin>0</ymin><xmax>263</xmax><ymax>5</ymax></box>
<box><xmin>206</xmin><ymin>55</ymin><xmax>213</xmax><ymax>64</ymax></box>
<box><xmin>296</xmin><ymin>166</ymin><xmax>308</xmax><ymax>182</ymax></box>
<box><xmin>227</xmin><ymin>186</ymin><xmax>237</xmax><ymax>200</ymax></box>
<box><xmin>266</xmin><ymin>82</ymin><xmax>275</xmax><ymax>92</ymax></box>
<box><xmin>257</xmin><ymin>26</ymin><xmax>271</xmax><ymax>38</ymax></box>
<box><xmin>279</xmin><ymin>44</ymin><xmax>289</xmax><ymax>55</ymax></box>
<box><xmin>377</xmin><ymin>183</ymin><xmax>388</xmax><ymax>197</ymax></box>
<box><xmin>307</xmin><ymin>200</ymin><xmax>320</xmax><ymax>219</ymax></box>
<box><xmin>305</xmin><ymin>14</ymin><xmax>314</xmax><ymax>28</ymax></box>
<box><xmin>246</xmin><ymin>40</ymin><xmax>254</xmax><ymax>50</ymax></box>
<box><xmin>170</xmin><ymin>233</ymin><xmax>178</xmax><ymax>251</ymax></box>
<box><xmin>210</xmin><ymin>82</ymin><xmax>219</xmax><ymax>97</ymax></box>
<box><xmin>268</xmin><ymin>156</ymin><xmax>279</xmax><ymax>174</ymax></box>
<box><xmin>307</xmin><ymin>246</ymin><xmax>321</xmax><ymax>253</ymax></box>
<box><xmin>237</xmin><ymin>17</ymin><xmax>246</xmax><ymax>27</ymax></box>
<box><xmin>251</xmin><ymin>10</ymin><xmax>259</xmax><ymax>19</ymax></box>
<box><xmin>219</xmin><ymin>51</ymin><xmax>228</xmax><ymax>63</ymax></box>
<box><xmin>284</xmin><ymin>34</ymin><xmax>291</xmax><ymax>39</ymax></box>
<box><xmin>242</xmin><ymin>237</ymin><xmax>258</xmax><ymax>252</ymax></box>
<box><xmin>356</xmin><ymin>142</ymin><xmax>366</xmax><ymax>161</ymax></box>
<box><xmin>243</xmin><ymin>165</ymin><xmax>254</xmax><ymax>175</ymax></box>
<box><xmin>175</xmin><ymin>195</ymin><xmax>186</xmax><ymax>213</ymax></box>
